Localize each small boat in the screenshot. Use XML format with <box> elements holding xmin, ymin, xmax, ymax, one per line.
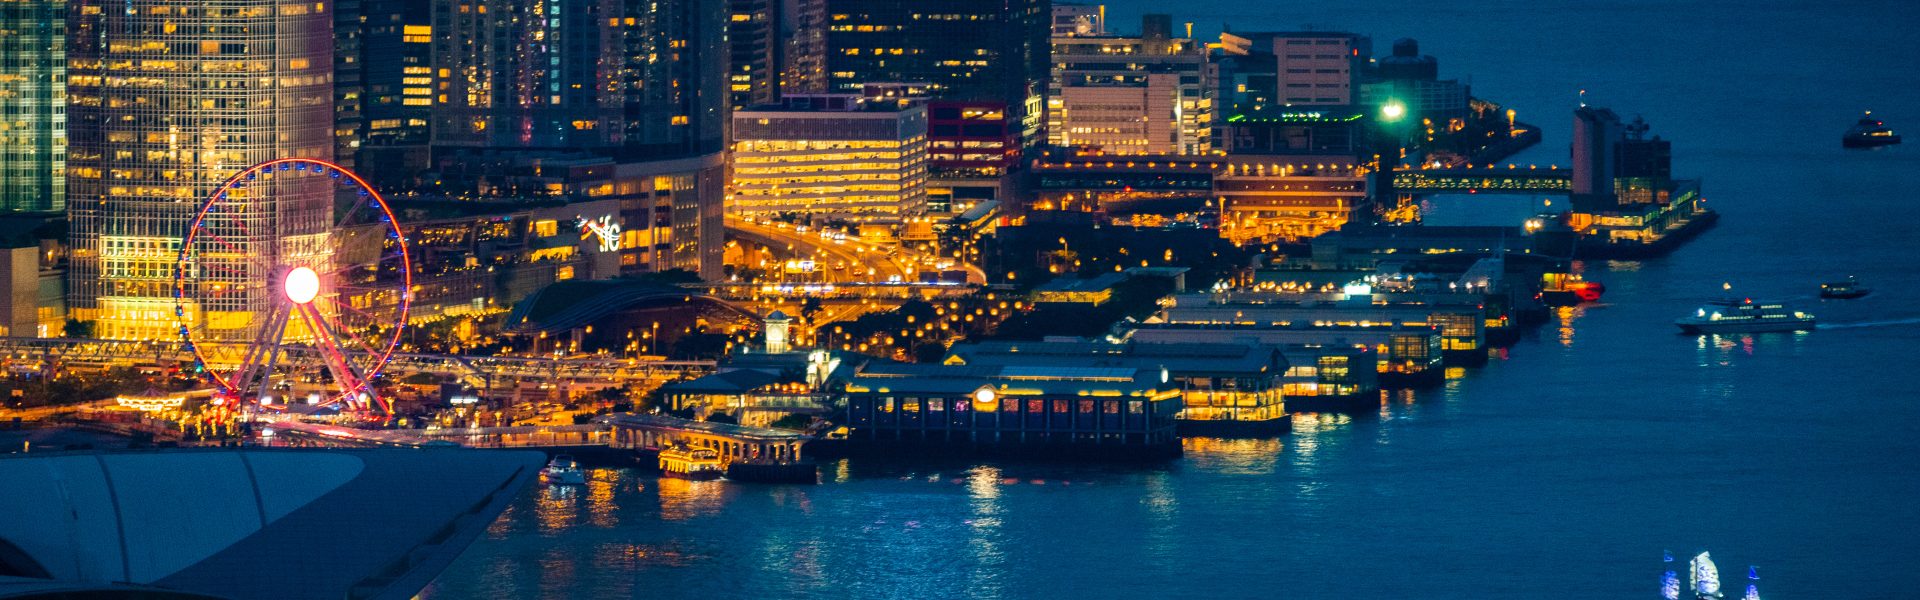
<box><xmin>1675</xmin><ymin>299</ymin><xmax>1815</xmax><ymax>334</ymax></box>
<box><xmin>1540</xmin><ymin>272</ymin><xmax>1605</xmax><ymax>306</ymax></box>
<box><xmin>539</xmin><ymin>455</ymin><xmax>587</xmax><ymax>485</ymax></box>
<box><xmin>1819</xmin><ymin>276</ymin><xmax>1871</xmax><ymax>299</ymax></box>
<box><xmin>657</xmin><ymin>445</ymin><xmax>724</xmax><ymax>481</ymax></box>
<box><xmin>1689</xmin><ymin>551</ymin><xmax>1723</xmax><ymax>599</ymax></box>
<box><xmin>1842</xmin><ymin>112</ymin><xmax>1901</xmax><ymax>148</ymax></box>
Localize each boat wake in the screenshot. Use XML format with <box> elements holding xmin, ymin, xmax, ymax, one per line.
<box><xmin>1818</xmin><ymin>317</ymin><xmax>1920</xmax><ymax>330</ymax></box>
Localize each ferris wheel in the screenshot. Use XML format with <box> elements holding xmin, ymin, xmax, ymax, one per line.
<box><xmin>171</xmin><ymin>158</ymin><xmax>413</xmax><ymax>414</ymax></box>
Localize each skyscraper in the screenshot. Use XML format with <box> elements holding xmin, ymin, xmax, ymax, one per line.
<box><xmin>731</xmin><ymin>95</ymin><xmax>929</xmax><ymax>224</ymax></box>
<box><xmin>333</xmin><ymin>0</ymin><xmax>434</xmax><ymax>180</ymax></box>
<box><xmin>66</xmin><ymin>0</ymin><xmax>335</xmax><ymax>340</ymax></box>
<box><xmin>0</xmin><ymin>0</ymin><xmax>66</xmax><ymax>212</ymax></box>
<box><xmin>1050</xmin><ymin>14</ymin><xmax>1214</xmax><ymax>155</ymax></box>
<box><xmin>729</xmin><ymin>0</ymin><xmax>778</xmax><ymax>108</ymax></box>
<box><xmin>430</xmin><ymin>0</ymin><xmax>726</xmax><ymax>155</ymax></box>
<box><xmin>823</xmin><ymin>0</ymin><xmax>1050</xmax><ymax>147</ymax></box>
<box><xmin>422</xmin><ymin>0</ymin><xmax>729</xmax><ymax>279</ymax></box>
<box><xmin>778</xmin><ymin>0</ymin><xmax>827</xmax><ymax>97</ymax></box>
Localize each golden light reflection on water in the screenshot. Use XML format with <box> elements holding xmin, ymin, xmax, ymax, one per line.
<box><xmin>657</xmin><ymin>476</ymin><xmax>728</xmax><ymax>521</ymax></box>
<box><xmin>1556</xmin><ymin>305</ymin><xmax>1586</xmax><ymax>347</ymax></box>
<box><xmin>1180</xmin><ymin>437</ymin><xmax>1283</xmax><ymax>475</ymax></box>
<box><xmin>966</xmin><ymin>465</ymin><xmax>1006</xmax><ymax>597</ymax></box>
<box><xmin>536</xmin><ymin>485</ymin><xmax>580</xmax><ymax>533</ymax></box>
<box><xmin>586</xmin><ymin>469</ymin><xmax>622</xmax><ymax>528</ymax></box>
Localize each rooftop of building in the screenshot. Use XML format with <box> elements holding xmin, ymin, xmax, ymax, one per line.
<box><xmin>604</xmin><ymin>413</ymin><xmax>810</xmax><ymax>442</ymax></box>
<box><xmin>945</xmin><ymin>339</ymin><xmax>1284</xmax><ymax>376</ymax></box>
<box><xmin>837</xmin><ymin>362</ymin><xmax>1173</xmax><ymax>397</ymax></box>
<box><xmin>0</xmin><ymin>448</ymin><xmax>543</xmax><ymax>600</ymax></box>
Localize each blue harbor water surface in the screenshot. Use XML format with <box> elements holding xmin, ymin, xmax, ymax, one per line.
<box><xmin>427</xmin><ymin>1</ymin><xmax>1920</xmax><ymax>597</ymax></box>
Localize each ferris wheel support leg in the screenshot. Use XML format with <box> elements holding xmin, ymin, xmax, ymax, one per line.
<box><xmin>293</xmin><ymin>302</ymin><xmax>378</xmax><ymax>413</ymax></box>
<box><xmin>229</xmin><ymin>303</ymin><xmax>293</xmax><ymax>405</ymax></box>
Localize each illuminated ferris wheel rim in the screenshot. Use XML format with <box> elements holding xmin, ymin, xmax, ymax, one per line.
<box><xmin>170</xmin><ymin>157</ymin><xmax>414</xmax><ymax>406</ymax></box>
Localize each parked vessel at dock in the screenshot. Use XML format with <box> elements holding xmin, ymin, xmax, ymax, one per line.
<box><xmin>657</xmin><ymin>445</ymin><xmax>724</xmax><ymax>480</ymax></box>
<box><xmin>1539</xmin><ymin>272</ymin><xmax>1605</xmax><ymax>306</ymax></box>
<box><xmin>540</xmin><ymin>455</ymin><xmax>587</xmax><ymax>485</ymax></box>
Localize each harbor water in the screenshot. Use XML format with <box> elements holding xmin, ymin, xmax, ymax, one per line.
<box><xmin>427</xmin><ymin>1</ymin><xmax>1920</xmax><ymax>597</ymax></box>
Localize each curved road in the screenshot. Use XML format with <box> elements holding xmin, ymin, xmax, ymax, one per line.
<box><xmin>725</xmin><ymin>217</ymin><xmax>915</xmax><ymax>284</ymax></box>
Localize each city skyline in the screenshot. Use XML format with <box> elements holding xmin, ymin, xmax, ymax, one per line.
<box><xmin>0</xmin><ymin>1</ymin><xmax>1914</xmax><ymax>598</ymax></box>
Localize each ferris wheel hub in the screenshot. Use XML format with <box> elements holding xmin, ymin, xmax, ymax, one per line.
<box><xmin>284</xmin><ymin>266</ymin><xmax>321</xmax><ymax>305</ymax></box>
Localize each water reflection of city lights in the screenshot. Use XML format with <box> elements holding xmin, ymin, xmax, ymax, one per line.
<box><xmin>657</xmin><ymin>476</ymin><xmax>728</xmax><ymax>522</ymax></box>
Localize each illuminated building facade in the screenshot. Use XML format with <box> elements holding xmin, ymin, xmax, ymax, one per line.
<box><xmin>838</xmin><ymin>362</ymin><xmax>1184</xmax><ymax>452</ymax></box>
<box><xmin>1028</xmin><ymin>154</ymin><xmax>1221</xmax><ymax>214</ymax></box>
<box><xmin>1358</xmin><ymin>38</ymin><xmax>1470</xmax><ymax>122</ymax></box>
<box><xmin>925</xmin><ymin>100</ymin><xmax>1019</xmax><ymax>211</ymax></box>
<box><xmin>1050</xmin><ymin>2</ymin><xmax>1104</xmax><ymax>37</ymax></box>
<box><xmin>0</xmin><ymin>0</ymin><xmax>65</xmax><ymax>212</ymax></box>
<box><xmin>333</xmin><ymin>0</ymin><xmax>434</xmax><ymax>178</ymax></box>
<box><xmin>729</xmin><ymin>0</ymin><xmax>778</xmax><ymax>108</ymax></box>
<box><xmin>1221</xmin><ymin>31</ymin><xmax>1369</xmax><ymax>106</ymax></box>
<box><xmin>779</xmin><ymin>0</ymin><xmax>827</xmax><ymax>97</ymax></box>
<box><xmin>429</xmin><ymin>0</ymin><xmax>726</xmax><ymax>155</ymax></box>
<box><xmin>731</xmin><ymin>95</ymin><xmax>929</xmax><ymax>223</ymax></box>
<box><xmin>431</xmin><ymin>150</ymin><xmax>727</xmax><ymax>278</ymax></box>
<box><xmin>823</xmin><ymin>0</ymin><xmax>1051</xmax><ymax>147</ymax></box>
<box><xmin>1216</xmin><ymin>110</ymin><xmax>1372</xmax><ymax>244</ymax></box>
<box><xmin>1216</xmin><ymin>160</ymin><xmax>1369</xmax><ymax>244</ymax></box>
<box><xmin>66</xmin><ymin>0</ymin><xmax>334</xmax><ymax>340</ymax></box>
<box><xmin>1127</xmin><ymin>323</ymin><xmax>1443</xmax><ymax>386</ymax></box>
<box><xmin>945</xmin><ymin>340</ymin><xmax>1290</xmax><ymax>432</ymax></box>
<box><xmin>1050</xmin><ymin>15</ymin><xmax>1214</xmax><ymax>154</ymax></box>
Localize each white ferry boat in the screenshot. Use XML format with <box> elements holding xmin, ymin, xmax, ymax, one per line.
<box><xmin>1675</xmin><ymin>299</ymin><xmax>1814</xmax><ymax>335</ymax></box>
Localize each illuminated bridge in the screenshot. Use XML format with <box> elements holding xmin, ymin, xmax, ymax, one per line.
<box><xmin>1392</xmin><ymin>167</ymin><xmax>1572</xmax><ymax>194</ymax></box>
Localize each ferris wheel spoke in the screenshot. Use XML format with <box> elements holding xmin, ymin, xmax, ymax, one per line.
<box><xmin>292</xmin><ymin>303</ymin><xmax>373</xmax><ymax>409</ymax></box>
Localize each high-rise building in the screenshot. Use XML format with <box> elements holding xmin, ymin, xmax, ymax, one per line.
<box><xmin>1051</xmin><ymin>2</ymin><xmax>1103</xmax><ymax>37</ymax></box>
<box><xmin>66</xmin><ymin>0</ymin><xmax>335</xmax><ymax>340</ymax></box>
<box><xmin>1222</xmin><ymin>31</ymin><xmax>1368</xmax><ymax>107</ymax></box>
<box><xmin>1051</xmin><ymin>15</ymin><xmax>1213</xmax><ymax>154</ymax></box>
<box><xmin>779</xmin><ymin>0</ymin><xmax>827</xmax><ymax>97</ymax></box>
<box><xmin>731</xmin><ymin>95</ymin><xmax>929</xmax><ymax>223</ymax></box>
<box><xmin>1574</xmin><ymin>107</ymin><xmax>1674</xmax><ymax>211</ymax></box>
<box><xmin>1359</xmin><ymin>38</ymin><xmax>1469</xmax><ymax>122</ymax></box>
<box><xmin>0</xmin><ymin>0</ymin><xmax>65</xmax><ymax>212</ymax></box>
<box><xmin>333</xmin><ymin>0</ymin><xmax>434</xmax><ymax>180</ymax></box>
<box><xmin>430</xmin><ymin>0</ymin><xmax>726</xmax><ymax>155</ymax></box>
<box><xmin>413</xmin><ymin>0</ymin><xmax>729</xmax><ymax>278</ymax></box>
<box><xmin>823</xmin><ymin>0</ymin><xmax>1050</xmax><ymax>147</ymax></box>
<box><xmin>730</xmin><ymin>0</ymin><xmax>778</xmax><ymax>109</ymax></box>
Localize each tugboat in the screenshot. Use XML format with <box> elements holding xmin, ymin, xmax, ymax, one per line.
<box><xmin>657</xmin><ymin>444</ymin><xmax>724</xmax><ymax>481</ymax></box>
<box><xmin>1675</xmin><ymin>298</ymin><xmax>1816</xmax><ymax>334</ymax></box>
<box><xmin>1842</xmin><ymin>111</ymin><xmax>1901</xmax><ymax>148</ymax></box>
<box><xmin>539</xmin><ymin>455</ymin><xmax>587</xmax><ymax>485</ymax></box>
<box><xmin>1819</xmin><ymin>276</ymin><xmax>1871</xmax><ymax>299</ymax></box>
<box><xmin>1540</xmin><ymin>272</ymin><xmax>1606</xmax><ymax>306</ymax></box>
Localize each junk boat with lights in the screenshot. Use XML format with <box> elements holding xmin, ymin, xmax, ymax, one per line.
<box><xmin>657</xmin><ymin>445</ymin><xmax>725</xmax><ymax>480</ymax></box>
<box><xmin>1819</xmin><ymin>276</ymin><xmax>1871</xmax><ymax>299</ymax></box>
<box><xmin>540</xmin><ymin>454</ymin><xmax>587</xmax><ymax>485</ymax></box>
<box><xmin>1540</xmin><ymin>272</ymin><xmax>1605</xmax><ymax>306</ymax></box>
<box><xmin>1842</xmin><ymin>112</ymin><xmax>1900</xmax><ymax>148</ymax></box>
<box><xmin>1688</xmin><ymin>551</ymin><xmax>1723</xmax><ymax>599</ymax></box>
<box><xmin>1675</xmin><ymin>299</ymin><xmax>1815</xmax><ymax>334</ymax></box>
